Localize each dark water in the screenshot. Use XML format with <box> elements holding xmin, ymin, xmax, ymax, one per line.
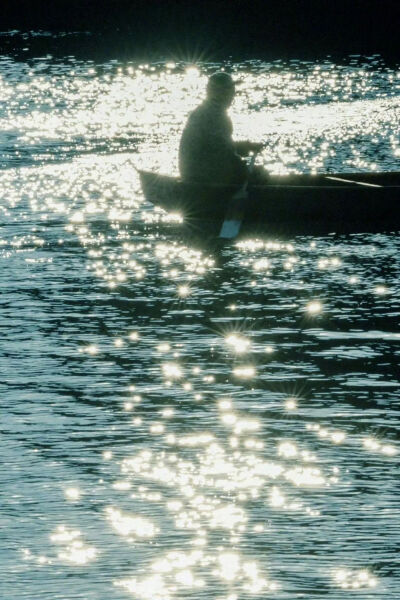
<box><xmin>1</xmin><ymin>32</ymin><xmax>399</xmax><ymax>599</ymax></box>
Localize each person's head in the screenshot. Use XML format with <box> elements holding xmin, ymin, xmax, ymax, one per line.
<box><xmin>206</xmin><ymin>72</ymin><xmax>235</xmax><ymax>107</ymax></box>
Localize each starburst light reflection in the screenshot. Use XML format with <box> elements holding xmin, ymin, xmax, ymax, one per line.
<box><xmin>6</xmin><ymin>54</ymin><xmax>400</xmax><ymax>600</ymax></box>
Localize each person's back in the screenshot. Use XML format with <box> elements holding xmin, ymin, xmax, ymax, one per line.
<box><xmin>179</xmin><ymin>73</ymin><xmax>247</xmax><ymax>185</ymax></box>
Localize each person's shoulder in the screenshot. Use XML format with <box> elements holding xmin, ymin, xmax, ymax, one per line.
<box><xmin>190</xmin><ymin>101</ymin><xmax>211</xmax><ymax>116</ymax></box>
<box><xmin>186</xmin><ymin>101</ymin><xmax>213</xmax><ymax>126</ymax></box>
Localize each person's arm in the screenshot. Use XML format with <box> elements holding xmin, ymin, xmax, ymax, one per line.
<box><xmin>208</xmin><ymin>133</ymin><xmax>247</xmax><ymax>181</ymax></box>
<box><xmin>205</xmin><ymin>114</ymin><xmax>246</xmax><ymax>165</ymax></box>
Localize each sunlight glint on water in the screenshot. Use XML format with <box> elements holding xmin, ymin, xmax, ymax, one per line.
<box><xmin>1</xmin><ymin>40</ymin><xmax>399</xmax><ymax>599</ymax></box>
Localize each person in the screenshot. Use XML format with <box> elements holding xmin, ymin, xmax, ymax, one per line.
<box><xmin>179</xmin><ymin>72</ymin><xmax>265</xmax><ymax>185</ymax></box>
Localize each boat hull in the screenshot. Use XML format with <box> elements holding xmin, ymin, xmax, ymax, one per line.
<box><xmin>139</xmin><ymin>170</ymin><xmax>400</xmax><ymax>236</ymax></box>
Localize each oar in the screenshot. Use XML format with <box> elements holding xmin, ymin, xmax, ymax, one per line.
<box><xmin>219</xmin><ymin>153</ymin><xmax>257</xmax><ymax>239</ymax></box>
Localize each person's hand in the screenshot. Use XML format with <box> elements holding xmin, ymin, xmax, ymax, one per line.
<box><xmin>235</xmin><ymin>141</ymin><xmax>265</xmax><ymax>156</ymax></box>
<box><xmin>248</xmin><ymin>142</ymin><xmax>264</xmax><ymax>153</ymax></box>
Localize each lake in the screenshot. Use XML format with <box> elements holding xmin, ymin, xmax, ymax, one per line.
<box><xmin>1</xmin><ymin>31</ymin><xmax>399</xmax><ymax>600</ymax></box>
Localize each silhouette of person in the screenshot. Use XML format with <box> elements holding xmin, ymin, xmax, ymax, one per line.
<box><xmin>179</xmin><ymin>72</ymin><xmax>264</xmax><ymax>185</ymax></box>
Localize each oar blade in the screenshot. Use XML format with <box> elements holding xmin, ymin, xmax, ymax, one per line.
<box><xmin>219</xmin><ymin>187</ymin><xmax>247</xmax><ymax>239</ymax></box>
<box><xmin>219</xmin><ymin>217</ymin><xmax>243</xmax><ymax>239</ymax></box>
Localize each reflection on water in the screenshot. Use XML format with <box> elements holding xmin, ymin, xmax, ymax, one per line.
<box><xmin>1</xmin><ymin>34</ymin><xmax>399</xmax><ymax>599</ymax></box>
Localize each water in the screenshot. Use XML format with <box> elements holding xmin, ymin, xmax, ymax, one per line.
<box><xmin>1</xmin><ymin>32</ymin><xmax>400</xmax><ymax>599</ymax></box>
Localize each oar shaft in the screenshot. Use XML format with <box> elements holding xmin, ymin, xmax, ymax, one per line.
<box><xmin>219</xmin><ymin>152</ymin><xmax>259</xmax><ymax>239</ymax></box>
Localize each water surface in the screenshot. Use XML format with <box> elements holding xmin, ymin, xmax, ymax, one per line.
<box><xmin>1</xmin><ymin>33</ymin><xmax>399</xmax><ymax>599</ymax></box>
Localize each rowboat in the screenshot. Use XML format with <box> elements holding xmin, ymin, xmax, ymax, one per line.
<box><xmin>139</xmin><ymin>170</ymin><xmax>400</xmax><ymax>236</ymax></box>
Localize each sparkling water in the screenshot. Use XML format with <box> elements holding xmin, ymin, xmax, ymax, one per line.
<box><xmin>1</xmin><ymin>33</ymin><xmax>399</xmax><ymax>599</ymax></box>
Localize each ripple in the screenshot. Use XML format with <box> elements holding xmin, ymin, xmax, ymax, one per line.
<box><xmin>1</xmin><ymin>40</ymin><xmax>399</xmax><ymax>600</ymax></box>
